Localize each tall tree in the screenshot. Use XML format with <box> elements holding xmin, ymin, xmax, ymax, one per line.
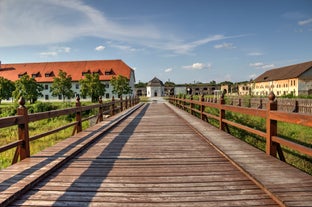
<box><xmin>79</xmin><ymin>73</ymin><xmax>105</xmax><ymax>102</ymax></box>
<box><xmin>110</xmin><ymin>75</ymin><xmax>132</xmax><ymax>98</ymax></box>
<box><xmin>13</xmin><ymin>75</ymin><xmax>43</xmax><ymax>104</ymax></box>
<box><xmin>0</xmin><ymin>77</ymin><xmax>15</xmax><ymax>104</ymax></box>
<box><xmin>50</xmin><ymin>70</ymin><xmax>74</xmax><ymax>102</ymax></box>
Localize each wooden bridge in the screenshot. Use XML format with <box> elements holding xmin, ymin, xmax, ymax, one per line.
<box><xmin>1</xmin><ymin>100</ymin><xmax>312</xmax><ymax>206</ymax></box>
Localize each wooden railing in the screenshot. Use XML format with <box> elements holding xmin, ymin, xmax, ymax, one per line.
<box><xmin>169</xmin><ymin>92</ymin><xmax>312</xmax><ymax>161</ymax></box>
<box><xmin>0</xmin><ymin>95</ymin><xmax>140</xmax><ymax>165</ymax></box>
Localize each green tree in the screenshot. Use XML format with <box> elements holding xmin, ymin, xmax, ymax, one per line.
<box><xmin>0</xmin><ymin>77</ymin><xmax>15</xmax><ymax>104</ymax></box>
<box><xmin>79</xmin><ymin>73</ymin><xmax>105</xmax><ymax>102</ymax></box>
<box><xmin>50</xmin><ymin>70</ymin><xmax>74</xmax><ymax>102</ymax></box>
<box><xmin>164</xmin><ymin>81</ymin><xmax>175</xmax><ymax>87</ymax></box>
<box><xmin>135</xmin><ymin>81</ymin><xmax>147</xmax><ymax>88</ymax></box>
<box><xmin>13</xmin><ymin>75</ymin><xmax>43</xmax><ymax>104</ymax></box>
<box><xmin>110</xmin><ymin>75</ymin><xmax>132</xmax><ymax>98</ymax></box>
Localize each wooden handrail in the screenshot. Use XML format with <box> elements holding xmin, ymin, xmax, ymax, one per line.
<box><xmin>0</xmin><ymin>95</ymin><xmax>140</xmax><ymax>166</ymax></box>
<box><xmin>169</xmin><ymin>92</ymin><xmax>312</xmax><ymax>161</ymax></box>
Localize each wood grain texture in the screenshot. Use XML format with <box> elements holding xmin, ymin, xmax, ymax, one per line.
<box><xmin>8</xmin><ymin>103</ymin><xmax>279</xmax><ymax>206</ymax></box>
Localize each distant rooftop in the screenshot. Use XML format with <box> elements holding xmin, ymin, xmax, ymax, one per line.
<box><xmin>254</xmin><ymin>60</ymin><xmax>312</xmax><ymax>82</ymax></box>
<box><xmin>147</xmin><ymin>77</ymin><xmax>164</xmax><ymax>87</ymax></box>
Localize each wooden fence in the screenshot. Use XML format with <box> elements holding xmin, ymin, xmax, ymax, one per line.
<box><xmin>0</xmin><ymin>95</ymin><xmax>140</xmax><ymax>165</ymax></box>
<box><xmin>169</xmin><ymin>92</ymin><xmax>312</xmax><ymax>161</ymax></box>
<box><xmin>226</xmin><ymin>96</ymin><xmax>312</xmax><ymax>114</ymax></box>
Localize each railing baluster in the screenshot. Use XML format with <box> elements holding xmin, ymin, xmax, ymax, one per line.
<box><xmin>75</xmin><ymin>95</ymin><xmax>82</xmax><ymax>133</ymax></box>
<box><xmin>13</xmin><ymin>97</ymin><xmax>30</xmax><ymax>164</ymax></box>
<box><xmin>266</xmin><ymin>92</ymin><xmax>278</xmax><ymax>157</ymax></box>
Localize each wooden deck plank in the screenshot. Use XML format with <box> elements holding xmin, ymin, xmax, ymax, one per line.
<box><xmin>2</xmin><ymin>102</ymin><xmax>311</xmax><ymax>206</ymax></box>
<box><xmin>8</xmin><ymin>103</ymin><xmax>280</xmax><ymax>207</ymax></box>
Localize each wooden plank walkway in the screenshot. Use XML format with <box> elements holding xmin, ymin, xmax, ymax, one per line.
<box><xmin>1</xmin><ymin>102</ymin><xmax>311</xmax><ymax>206</ymax></box>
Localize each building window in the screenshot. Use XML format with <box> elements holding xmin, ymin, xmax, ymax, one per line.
<box><xmin>82</xmin><ymin>70</ymin><xmax>91</xmax><ymax>76</ymax></box>
<box><xmin>105</xmin><ymin>69</ymin><xmax>115</xmax><ymax>75</ymax></box>
<box><xmin>45</xmin><ymin>95</ymin><xmax>49</xmax><ymax>100</ymax></box>
<box><xmin>105</xmin><ymin>93</ymin><xmax>110</xmax><ymax>99</ymax></box>
<box><xmin>45</xmin><ymin>71</ymin><xmax>54</xmax><ymax>77</ymax></box>
<box><xmin>93</xmin><ymin>69</ymin><xmax>102</xmax><ymax>75</ymax></box>
<box><xmin>76</xmin><ymin>84</ymin><xmax>79</xmax><ymax>89</ymax></box>
<box><xmin>45</xmin><ymin>85</ymin><xmax>49</xmax><ymax>90</ymax></box>
<box><xmin>105</xmin><ymin>83</ymin><xmax>109</xmax><ymax>88</ymax></box>
<box><xmin>58</xmin><ymin>95</ymin><xmax>62</xmax><ymax>100</ymax></box>
<box><xmin>18</xmin><ymin>72</ymin><xmax>27</xmax><ymax>78</ymax></box>
<box><xmin>32</xmin><ymin>72</ymin><xmax>40</xmax><ymax>78</ymax></box>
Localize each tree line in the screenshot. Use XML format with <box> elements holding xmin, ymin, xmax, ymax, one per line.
<box><xmin>0</xmin><ymin>70</ymin><xmax>132</xmax><ymax>104</ymax></box>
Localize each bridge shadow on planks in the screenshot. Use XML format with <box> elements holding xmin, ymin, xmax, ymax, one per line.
<box><xmin>50</xmin><ymin>104</ymin><xmax>150</xmax><ymax>206</ymax></box>
<box><xmin>0</xmin><ymin>111</ymin><xmax>131</xmax><ymax>193</ymax></box>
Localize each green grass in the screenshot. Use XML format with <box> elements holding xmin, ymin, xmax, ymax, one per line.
<box><xmin>174</xmin><ymin>96</ymin><xmax>312</xmax><ymax>174</ymax></box>
<box><xmin>0</xmin><ymin>102</ymin><xmax>94</xmax><ymax>170</ymax></box>
<box><xmin>203</xmin><ymin>106</ymin><xmax>312</xmax><ymax>175</ymax></box>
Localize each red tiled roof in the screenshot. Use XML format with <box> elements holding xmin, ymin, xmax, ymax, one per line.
<box><xmin>0</xmin><ymin>59</ymin><xmax>133</xmax><ymax>82</ymax></box>
<box><xmin>254</xmin><ymin>60</ymin><xmax>312</xmax><ymax>82</ymax></box>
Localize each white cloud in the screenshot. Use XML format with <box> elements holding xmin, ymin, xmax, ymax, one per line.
<box><xmin>160</xmin><ymin>35</ymin><xmax>230</xmax><ymax>54</ymax></box>
<box><xmin>55</xmin><ymin>46</ymin><xmax>71</xmax><ymax>53</ymax></box>
<box><xmin>39</xmin><ymin>51</ymin><xmax>58</xmax><ymax>57</ymax></box>
<box><xmin>183</xmin><ymin>62</ymin><xmax>211</xmax><ymax>70</ymax></box>
<box><xmin>249</xmin><ymin>74</ymin><xmax>258</xmax><ymax>79</ymax></box>
<box><xmin>247</xmin><ymin>52</ymin><xmax>263</xmax><ymax>56</ymax></box>
<box><xmin>0</xmin><ymin>0</ymin><xmax>162</xmax><ymax>47</ymax></box>
<box><xmin>298</xmin><ymin>18</ymin><xmax>312</xmax><ymax>26</ymax></box>
<box><xmin>0</xmin><ymin>0</ymin><xmax>249</xmax><ymax>56</ymax></box>
<box><xmin>214</xmin><ymin>42</ymin><xmax>235</xmax><ymax>49</ymax></box>
<box><xmin>95</xmin><ymin>45</ymin><xmax>105</xmax><ymax>51</ymax></box>
<box><xmin>110</xmin><ymin>44</ymin><xmax>138</xmax><ymax>52</ymax></box>
<box><xmin>165</xmin><ymin>68</ymin><xmax>173</xmax><ymax>73</ymax></box>
<box><xmin>262</xmin><ymin>64</ymin><xmax>275</xmax><ymax>69</ymax></box>
<box><xmin>249</xmin><ymin>62</ymin><xmax>264</xmax><ymax>67</ymax></box>
<box><xmin>249</xmin><ymin>62</ymin><xmax>275</xmax><ymax>69</ymax></box>
<box><xmin>39</xmin><ymin>46</ymin><xmax>71</xmax><ymax>57</ymax></box>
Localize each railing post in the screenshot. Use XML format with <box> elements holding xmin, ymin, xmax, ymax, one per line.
<box><xmin>97</xmin><ymin>96</ymin><xmax>103</xmax><ymax>123</ymax></box>
<box><xmin>266</xmin><ymin>92</ymin><xmax>278</xmax><ymax>157</ymax></box>
<box><xmin>200</xmin><ymin>95</ymin><xmax>205</xmax><ymax>120</ymax></box>
<box><xmin>237</xmin><ymin>98</ymin><xmax>241</xmax><ymax>107</ymax></box>
<box><xmin>190</xmin><ymin>95</ymin><xmax>194</xmax><ymax>115</ymax></box>
<box><xmin>219</xmin><ymin>91</ymin><xmax>226</xmax><ymax>131</ymax></box>
<box><xmin>120</xmin><ymin>96</ymin><xmax>123</xmax><ymax>112</ymax></box>
<box><xmin>111</xmin><ymin>96</ymin><xmax>115</xmax><ymax>116</ymax></box>
<box><xmin>125</xmin><ymin>96</ymin><xmax>128</xmax><ymax>109</ymax></box>
<box><xmin>183</xmin><ymin>95</ymin><xmax>186</xmax><ymax>111</ymax></box>
<box><xmin>75</xmin><ymin>95</ymin><xmax>82</xmax><ymax>133</ymax></box>
<box><xmin>258</xmin><ymin>99</ymin><xmax>263</xmax><ymax>109</ymax></box>
<box><xmin>13</xmin><ymin>97</ymin><xmax>30</xmax><ymax>164</ymax></box>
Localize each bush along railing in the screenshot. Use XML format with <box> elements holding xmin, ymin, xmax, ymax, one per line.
<box><xmin>0</xmin><ymin>95</ymin><xmax>140</xmax><ymax>165</ymax></box>
<box><xmin>169</xmin><ymin>92</ymin><xmax>312</xmax><ymax>163</ymax></box>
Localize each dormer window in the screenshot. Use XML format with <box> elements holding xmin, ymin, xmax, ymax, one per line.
<box><xmin>18</xmin><ymin>72</ymin><xmax>27</xmax><ymax>78</ymax></box>
<box><xmin>32</xmin><ymin>72</ymin><xmax>41</xmax><ymax>78</ymax></box>
<box><xmin>93</xmin><ymin>69</ymin><xmax>102</xmax><ymax>75</ymax></box>
<box><xmin>105</xmin><ymin>68</ymin><xmax>115</xmax><ymax>75</ymax></box>
<box><xmin>45</xmin><ymin>71</ymin><xmax>54</xmax><ymax>77</ymax></box>
<box><xmin>82</xmin><ymin>70</ymin><xmax>91</xmax><ymax>76</ymax></box>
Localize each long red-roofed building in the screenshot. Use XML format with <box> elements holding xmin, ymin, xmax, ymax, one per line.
<box><xmin>0</xmin><ymin>59</ymin><xmax>135</xmax><ymax>101</ymax></box>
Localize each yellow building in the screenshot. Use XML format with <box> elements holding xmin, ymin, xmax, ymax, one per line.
<box><xmin>253</xmin><ymin>61</ymin><xmax>312</xmax><ymax>96</ymax></box>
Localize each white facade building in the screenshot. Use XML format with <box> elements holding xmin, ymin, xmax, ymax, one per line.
<box><xmin>0</xmin><ymin>59</ymin><xmax>135</xmax><ymax>102</ymax></box>
<box><xmin>146</xmin><ymin>77</ymin><xmax>164</xmax><ymax>97</ymax></box>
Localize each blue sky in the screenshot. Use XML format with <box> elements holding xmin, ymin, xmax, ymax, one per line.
<box><xmin>0</xmin><ymin>0</ymin><xmax>311</xmax><ymax>84</ymax></box>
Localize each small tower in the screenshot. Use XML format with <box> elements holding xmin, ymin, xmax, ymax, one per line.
<box><xmin>146</xmin><ymin>77</ymin><xmax>164</xmax><ymax>97</ymax></box>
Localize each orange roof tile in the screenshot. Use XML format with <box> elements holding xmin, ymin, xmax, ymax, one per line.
<box><xmin>0</xmin><ymin>59</ymin><xmax>134</xmax><ymax>82</ymax></box>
